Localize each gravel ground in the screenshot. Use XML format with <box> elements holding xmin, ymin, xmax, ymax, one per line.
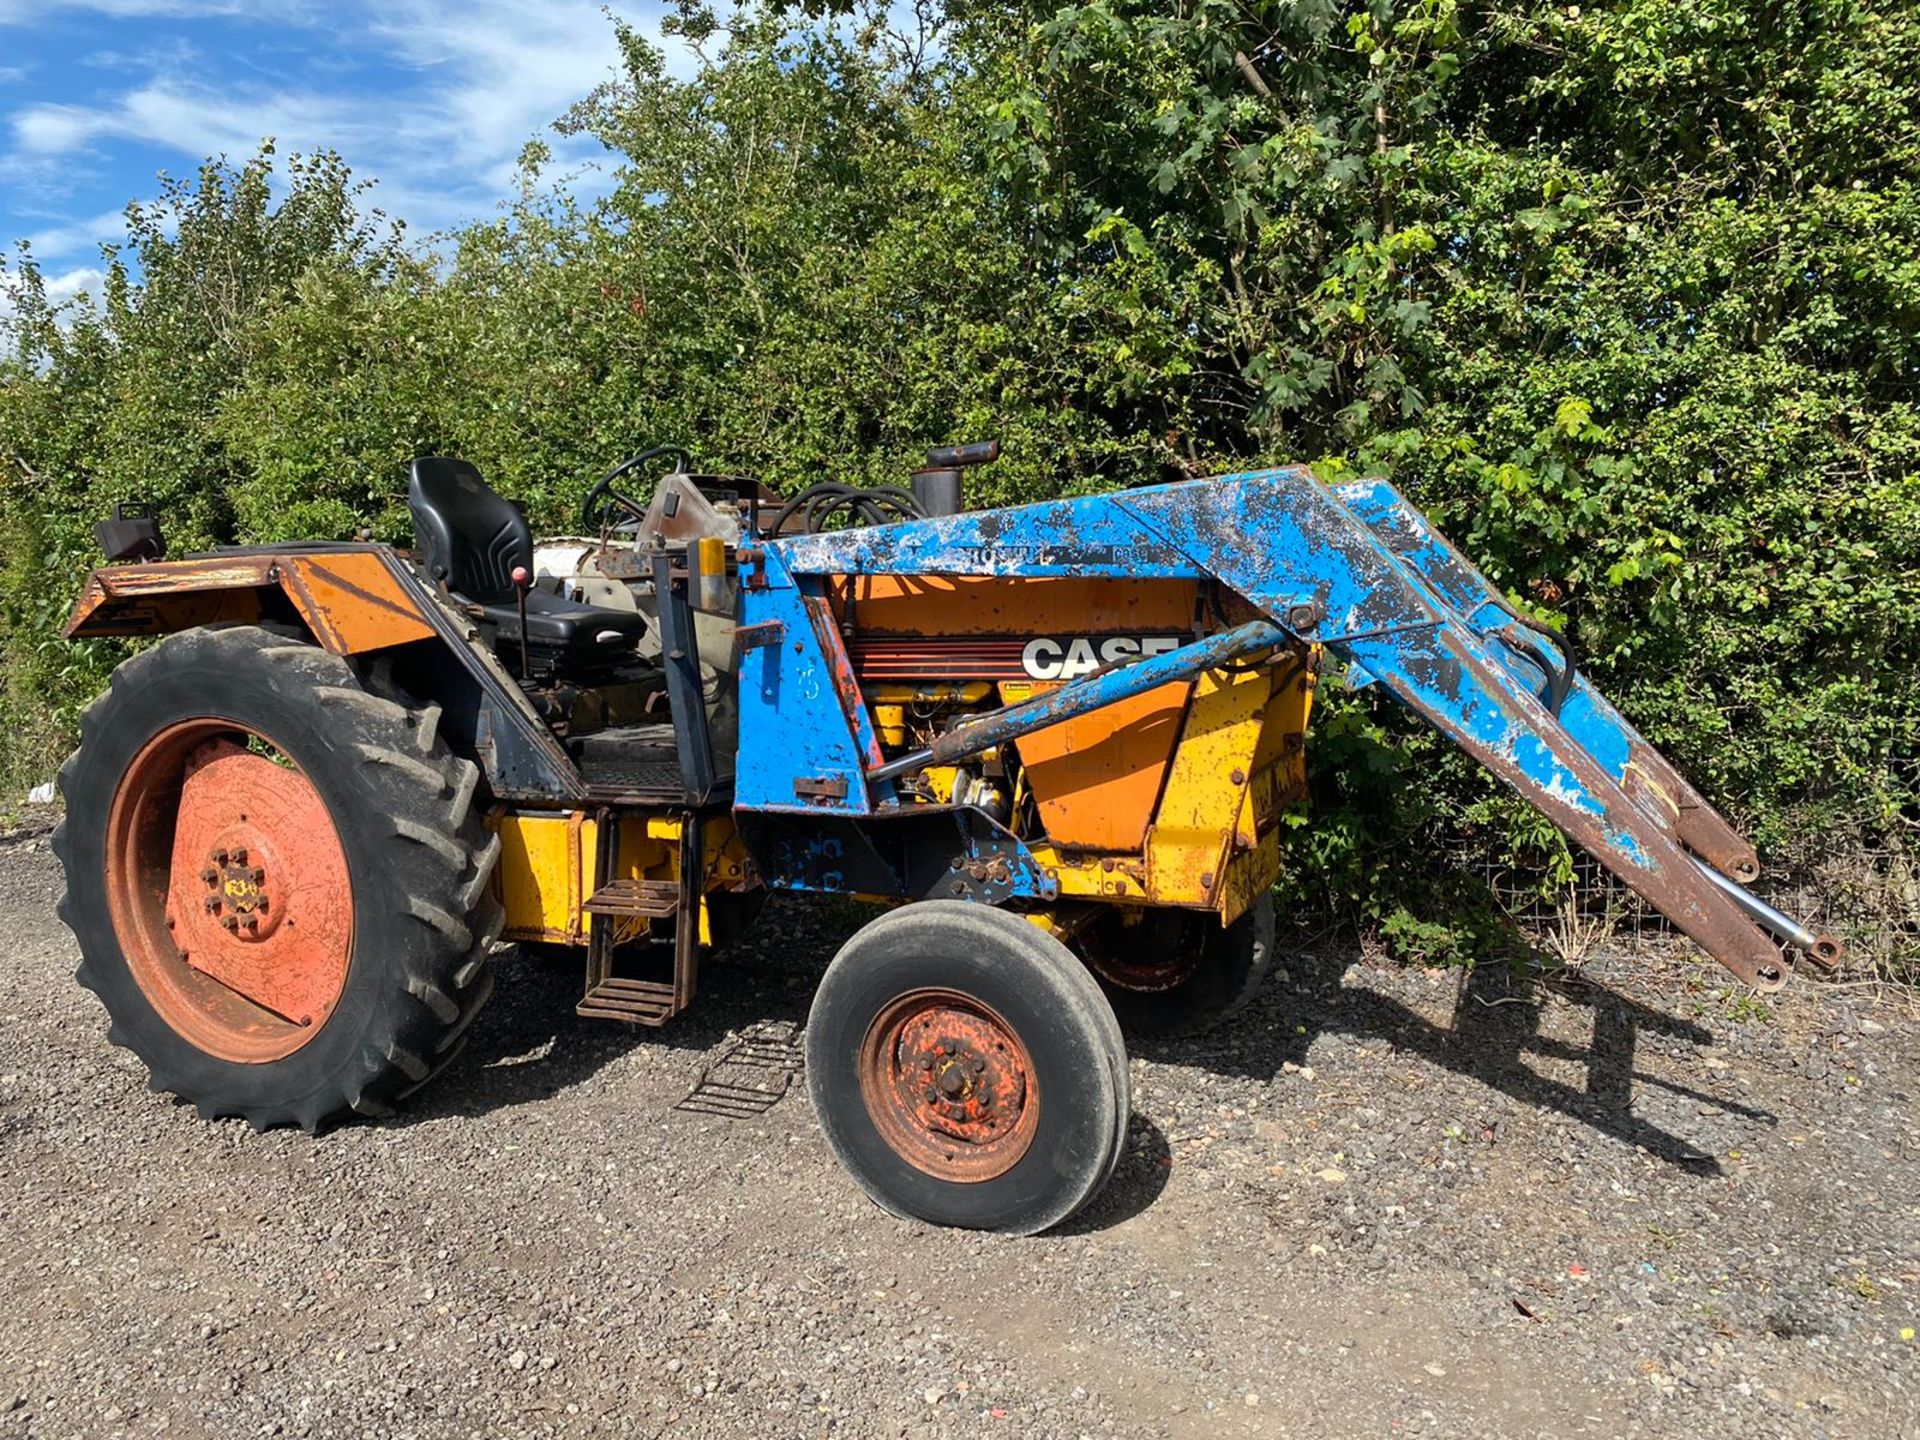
<box><xmin>1</xmin><ymin>813</ymin><xmax>1915</xmax><ymax>1440</ymax></box>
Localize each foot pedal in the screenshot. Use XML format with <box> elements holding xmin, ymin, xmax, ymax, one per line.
<box><xmin>577</xmin><ymin>977</ymin><xmax>679</xmax><ymax>1025</ymax></box>
<box><xmin>583</xmin><ymin>879</ymin><xmax>679</xmax><ymax>918</ymax></box>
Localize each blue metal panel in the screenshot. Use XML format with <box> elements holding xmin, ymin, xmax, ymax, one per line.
<box><xmin>736</xmin><ymin>807</ymin><xmax>1058</xmax><ymax>905</ymax></box>
<box><xmin>771</xmin><ymin>493</ymin><xmax>1201</xmax><ymax>579</ymax></box>
<box><xmin>733</xmin><ymin>546</ymin><xmax>894</xmax><ymax>815</ymax></box>
<box><xmin>1331</xmin><ymin>479</ymin><xmax>1759</xmax><ymax>881</ymax></box>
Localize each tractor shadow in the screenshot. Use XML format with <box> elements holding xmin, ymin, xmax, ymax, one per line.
<box><xmin>397</xmin><ymin>896</ymin><xmax>847</xmax><ymax>1126</ymax></box>
<box><xmin>400</xmin><ymin>898</ymin><xmax>1764</xmax><ymax>1197</ymax></box>
<box><xmin>1151</xmin><ymin>943</ymin><xmax>1773</xmax><ymax>1177</ymax></box>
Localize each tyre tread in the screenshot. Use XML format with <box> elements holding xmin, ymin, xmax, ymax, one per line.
<box><xmin>54</xmin><ymin>624</ymin><xmax>500</xmax><ymax>1132</ymax></box>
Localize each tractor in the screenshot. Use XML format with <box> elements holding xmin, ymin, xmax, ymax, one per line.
<box><xmin>51</xmin><ymin>443</ymin><xmax>1841</xmax><ymax>1234</ymax></box>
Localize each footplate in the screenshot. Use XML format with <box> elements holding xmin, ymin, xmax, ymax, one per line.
<box><xmin>577</xmin><ymin>977</ymin><xmax>679</xmax><ymax>1025</ymax></box>
<box><xmin>583</xmin><ymin>878</ymin><xmax>680</xmax><ymax>918</ymax></box>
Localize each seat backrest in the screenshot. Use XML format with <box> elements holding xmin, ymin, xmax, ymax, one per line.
<box><xmin>408</xmin><ymin>457</ymin><xmax>532</xmax><ymax>604</ymax></box>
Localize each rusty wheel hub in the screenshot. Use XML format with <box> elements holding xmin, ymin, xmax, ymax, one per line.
<box><xmin>200</xmin><ymin>842</ymin><xmax>282</xmax><ymax>938</ymax></box>
<box><xmin>859</xmin><ymin>989</ymin><xmax>1039</xmax><ymax>1183</ymax></box>
<box><xmin>106</xmin><ymin>726</ymin><xmax>354</xmax><ymax>1063</ymax></box>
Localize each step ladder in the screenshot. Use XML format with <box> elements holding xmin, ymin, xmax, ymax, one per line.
<box><xmin>577</xmin><ymin>808</ymin><xmax>703</xmax><ymax>1026</ymax></box>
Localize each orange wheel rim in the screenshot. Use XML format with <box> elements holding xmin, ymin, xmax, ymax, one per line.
<box><xmin>105</xmin><ymin>720</ymin><xmax>354</xmax><ymax>1064</ymax></box>
<box><xmin>857</xmin><ymin>988</ymin><xmax>1039</xmax><ymax>1183</ymax></box>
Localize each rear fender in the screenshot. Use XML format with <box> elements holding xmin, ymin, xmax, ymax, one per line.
<box><xmin>65</xmin><ymin>545</ymin><xmax>586</xmax><ymax>803</ymax></box>
<box><xmin>66</xmin><ymin>547</ymin><xmax>436</xmax><ymax>653</ymax></box>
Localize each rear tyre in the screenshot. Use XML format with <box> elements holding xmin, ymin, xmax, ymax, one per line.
<box><xmin>806</xmin><ymin>902</ymin><xmax>1128</xmax><ymax>1236</ymax></box>
<box><xmin>1080</xmin><ymin>896</ymin><xmax>1275</xmax><ymax>1039</ymax></box>
<box><xmin>53</xmin><ymin>625</ymin><xmax>501</xmax><ymax>1131</ymax></box>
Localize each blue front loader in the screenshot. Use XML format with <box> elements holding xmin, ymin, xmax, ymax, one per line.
<box><xmin>733</xmin><ymin>466</ymin><xmax>1839</xmax><ymax>991</ymax></box>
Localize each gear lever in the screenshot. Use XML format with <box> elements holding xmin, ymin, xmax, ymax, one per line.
<box><xmin>510</xmin><ymin>565</ymin><xmax>532</xmax><ymax>677</ymax></box>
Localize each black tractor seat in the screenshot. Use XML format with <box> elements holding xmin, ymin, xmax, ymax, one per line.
<box><xmin>407</xmin><ymin>457</ymin><xmax>647</xmax><ymax>672</ymax></box>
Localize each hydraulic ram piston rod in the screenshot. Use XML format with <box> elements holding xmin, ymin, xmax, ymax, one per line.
<box><xmin>1690</xmin><ymin>856</ymin><xmax>1845</xmax><ymax>970</ymax></box>
<box><xmin>868</xmin><ymin>619</ymin><xmax>1289</xmax><ymax>784</ymax></box>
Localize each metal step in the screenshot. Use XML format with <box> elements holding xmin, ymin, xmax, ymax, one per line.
<box><xmin>576</xmin><ymin>977</ymin><xmax>679</xmax><ymax>1025</ymax></box>
<box><xmin>582</xmin><ymin>878</ymin><xmax>680</xmax><ymax>919</ymax></box>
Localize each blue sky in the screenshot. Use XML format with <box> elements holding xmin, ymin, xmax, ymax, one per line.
<box><xmin>0</xmin><ymin>0</ymin><xmax>683</xmax><ymax>308</ymax></box>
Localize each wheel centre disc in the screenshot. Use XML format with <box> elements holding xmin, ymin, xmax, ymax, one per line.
<box><xmin>858</xmin><ymin>989</ymin><xmax>1040</xmax><ymax>1183</ymax></box>
<box><xmin>107</xmin><ymin>725</ymin><xmax>355</xmax><ymax>1064</ymax></box>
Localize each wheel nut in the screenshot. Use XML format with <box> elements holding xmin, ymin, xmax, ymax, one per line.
<box><xmin>230</xmin><ymin>848</ymin><xmax>248</xmax><ymax>865</ymax></box>
<box><xmin>200</xmin><ymin>867</ymin><xmax>219</xmax><ymax>885</ymax></box>
<box><xmin>221</xmin><ymin>915</ymin><xmax>239</xmax><ymax>932</ymax></box>
<box><xmin>211</xmin><ymin>849</ymin><xmax>229</xmax><ymax>865</ymax></box>
<box><xmin>203</xmin><ymin>895</ymin><xmax>221</xmax><ymax>914</ymax></box>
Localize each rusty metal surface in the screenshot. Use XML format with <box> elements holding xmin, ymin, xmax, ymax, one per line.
<box><xmin>1349</xmin><ymin>623</ymin><xmax>1794</xmax><ymax>990</ymax></box>
<box><xmin>857</xmin><ymin>987</ymin><xmax>1040</xmax><ymax>1183</ymax></box>
<box><xmin>1330</xmin><ymin>480</ymin><xmax>1764</xmax><ymax>883</ymax></box>
<box><xmin>673</xmin><ymin>1021</ymin><xmax>803</xmax><ymax>1118</ymax></box>
<box><xmin>279</xmin><ymin>553</ymin><xmax>437</xmax><ymax>653</ymax></box>
<box><xmin>64</xmin><ymin>545</ymin><xmax>434</xmax><ymax>656</ymax></box>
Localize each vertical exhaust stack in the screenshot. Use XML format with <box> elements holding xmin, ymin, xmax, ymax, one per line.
<box><xmin>911</xmin><ymin>440</ymin><xmax>1001</xmax><ymax>517</ymax></box>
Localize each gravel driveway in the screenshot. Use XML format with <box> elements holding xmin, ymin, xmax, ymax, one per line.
<box><xmin>1</xmin><ymin>821</ymin><xmax>1914</xmax><ymax>1439</ymax></box>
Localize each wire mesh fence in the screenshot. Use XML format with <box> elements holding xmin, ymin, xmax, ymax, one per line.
<box><xmin>1442</xmin><ymin>827</ymin><xmax>1919</xmax><ymax>983</ymax></box>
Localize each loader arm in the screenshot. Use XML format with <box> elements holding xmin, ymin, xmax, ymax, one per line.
<box><xmin>758</xmin><ymin>467</ymin><xmax>1837</xmax><ymax>991</ymax></box>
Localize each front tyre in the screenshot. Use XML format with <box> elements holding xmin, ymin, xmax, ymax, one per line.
<box><xmin>53</xmin><ymin>625</ymin><xmax>501</xmax><ymax>1131</ymax></box>
<box><xmin>806</xmin><ymin>902</ymin><xmax>1128</xmax><ymax>1236</ymax></box>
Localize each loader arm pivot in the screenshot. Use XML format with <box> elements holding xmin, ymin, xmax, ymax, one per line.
<box><xmin>762</xmin><ymin>467</ymin><xmax>1837</xmax><ymax>991</ymax></box>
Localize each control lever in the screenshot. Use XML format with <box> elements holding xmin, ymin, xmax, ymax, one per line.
<box><xmin>510</xmin><ymin>565</ymin><xmax>533</xmax><ymax>677</ymax></box>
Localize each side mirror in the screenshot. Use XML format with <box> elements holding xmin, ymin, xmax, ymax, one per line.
<box><xmin>95</xmin><ymin>502</ymin><xmax>166</xmax><ymax>563</ymax></box>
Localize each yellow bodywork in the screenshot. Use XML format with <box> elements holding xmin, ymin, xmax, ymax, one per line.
<box><xmin>1024</xmin><ymin>653</ymin><xmax>1316</xmax><ymax>925</ymax></box>
<box><xmin>489</xmin><ymin>809</ymin><xmax>754</xmax><ymax>947</ymax></box>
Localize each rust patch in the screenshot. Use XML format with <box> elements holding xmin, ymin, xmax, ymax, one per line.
<box><xmin>64</xmin><ymin>547</ymin><xmax>438</xmax><ymax>656</ymax></box>
<box><xmin>858</xmin><ymin>987</ymin><xmax>1040</xmax><ymax>1183</ymax></box>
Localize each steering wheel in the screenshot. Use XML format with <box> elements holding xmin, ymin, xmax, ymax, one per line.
<box><xmin>580</xmin><ymin>445</ymin><xmax>692</xmax><ymax>531</ymax></box>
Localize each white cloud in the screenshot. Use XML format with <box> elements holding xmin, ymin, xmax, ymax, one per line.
<box><xmin>2</xmin><ymin>1</ymin><xmax>685</xmax><ymax>245</ymax></box>
<box><xmin>24</xmin><ymin>206</ymin><xmax>128</xmax><ymax>259</ymax></box>
<box><xmin>12</xmin><ymin>103</ymin><xmax>113</xmax><ymax>154</ymax></box>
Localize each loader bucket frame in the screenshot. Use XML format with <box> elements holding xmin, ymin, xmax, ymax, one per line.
<box><xmin>744</xmin><ymin>467</ymin><xmax>1830</xmax><ymax>991</ymax></box>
